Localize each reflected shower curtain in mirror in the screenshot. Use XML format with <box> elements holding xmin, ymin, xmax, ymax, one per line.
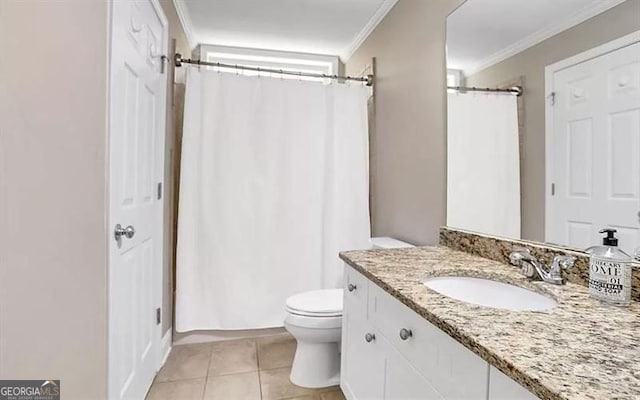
<box><xmin>447</xmin><ymin>93</ymin><xmax>521</xmax><ymax>239</ymax></box>
<box><xmin>176</xmin><ymin>69</ymin><xmax>371</xmax><ymax>331</ymax></box>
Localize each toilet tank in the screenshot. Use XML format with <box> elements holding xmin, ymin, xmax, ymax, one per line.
<box><xmin>370</xmin><ymin>237</ymin><xmax>414</xmax><ymax>249</ymax></box>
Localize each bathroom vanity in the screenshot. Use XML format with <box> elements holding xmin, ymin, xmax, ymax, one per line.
<box><xmin>339</xmin><ymin>244</ymin><xmax>640</xmax><ymax>400</ymax></box>
<box><xmin>341</xmin><ymin>264</ymin><xmax>534</xmax><ymax>400</ymax></box>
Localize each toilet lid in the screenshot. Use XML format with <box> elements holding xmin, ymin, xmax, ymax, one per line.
<box><xmin>286</xmin><ymin>289</ymin><xmax>343</xmax><ymax>317</ymax></box>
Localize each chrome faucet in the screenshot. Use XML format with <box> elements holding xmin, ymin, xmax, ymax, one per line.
<box><xmin>509</xmin><ymin>247</ymin><xmax>575</xmax><ymax>285</ymax></box>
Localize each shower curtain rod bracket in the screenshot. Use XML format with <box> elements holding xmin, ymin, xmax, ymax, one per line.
<box><xmin>365</xmin><ymin>74</ymin><xmax>374</xmax><ymax>86</ymax></box>
<box><xmin>174</xmin><ymin>53</ymin><xmax>374</xmax><ymax>86</ymax></box>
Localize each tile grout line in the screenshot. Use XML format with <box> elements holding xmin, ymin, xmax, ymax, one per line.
<box><xmin>255</xmin><ymin>339</ymin><xmax>265</xmax><ymax>400</ymax></box>
<box><xmin>152</xmin><ymin>375</ymin><xmax>209</xmax><ymax>385</ymax></box>
<box><xmin>200</xmin><ymin>343</ymin><xmax>215</xmax><ymax>400</ymax></box>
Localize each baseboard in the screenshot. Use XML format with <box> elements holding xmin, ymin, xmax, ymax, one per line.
<box><xmin>160</xmin><ymin>328</ymin><xmax>172</xmax><ymax>366</ymax></box>
<box><xmin>173</xmin><ymin>327</ymin><xmax>287</xmax><ymax>346</ymax></box>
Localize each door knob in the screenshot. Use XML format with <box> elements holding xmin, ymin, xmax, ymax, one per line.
<box><xmin>114</xmin><ymin>224</ymin><xmax>136</xmax><ymax>240</ymax></box>
<box><xmin>364</xmin><ymin>333</ymin><xmax>375</xmax><ymax>343</ymax></box>
<box><xmin>348</xmin><ymin>283</ymin><xmax>357</xmax><ymax>292</ymax></box>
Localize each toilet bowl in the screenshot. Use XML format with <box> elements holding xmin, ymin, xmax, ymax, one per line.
<box><xmin>284</xmin><ymin>237</ymin><xmax>414</xmax><ymax>388</ymax></box>
<box><xmin>284</xmin><ymin>289</ymin><xmax>343</xmax><ymax>388</ymax></box>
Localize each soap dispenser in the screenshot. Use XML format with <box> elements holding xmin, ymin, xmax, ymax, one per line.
<box><xmin>585</xmin><ymin>229</ymin><xmax>633</xmax><ymax>306</ymax></box>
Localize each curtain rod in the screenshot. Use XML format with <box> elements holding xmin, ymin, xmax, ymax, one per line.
<box><xmin>174</xmin><ymin>54</ymin><xmax>374</xmax><ymax>86</ymax></box>
<box><xmin>448</xmin><ymin>85</ymin><xmax>523</xmax><ymax>96</ymax></box>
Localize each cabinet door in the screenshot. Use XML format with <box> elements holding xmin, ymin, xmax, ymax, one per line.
<box><xmin>384</xmin><ymin>344</ymin><xmax>443</xmax><ymax>400</ymax></box>
<box><xmin>488</xmin><ymin>366</ymin><xmax>538</xmax><ymax>400</ymax></box>
<box><xmin>368</xmin><ymin>281</ymin><xmax>489</xmax><ymax>399</ymax></box>
<box><xmin>341</xmin><ymin>310</ymin><xmax>385</xmax><ymax>400</ymax></box>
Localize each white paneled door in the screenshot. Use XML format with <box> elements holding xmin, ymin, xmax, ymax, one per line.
<box><xmin>109</xmin><ymin>1</ymin><xmax>167</xmax><ymax>399</ymax></box>
<box><xmin>548</xmin><ymin>39</ymin><xmax>640</xmax><ymax>255</ymax></box>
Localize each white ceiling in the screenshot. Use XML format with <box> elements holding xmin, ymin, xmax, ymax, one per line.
<box><xmin>447</xmin><ymin>0</ymin><xmax>627</xmax><ymax>74</ymax></box>
<box><xmin>177</xmin><ymin>0</ymin><xmax>397</xmax><ymax>60</ymax></box>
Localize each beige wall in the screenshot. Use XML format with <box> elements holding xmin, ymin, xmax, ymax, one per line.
<box><xmin>159</xmin><ymin>0</ymin><xmax>190</xmax><ymax>55</ymax></box>
<box><xmin>0</xmin><ymin>1</ymin><xmax>109</xmax><ymax>399</ymax></box>
<box><xmin>346</xmin><ymin>0</ymin><xmax>465</xmax><ymax>245</ymax></box>
<box><xmin>466</xmin><ymin>0</ymin><xmax>640</xmax><ymax>242</ymax></box>
<box><xmin>0</xmin><ymin>0</ymin><xmax>190</xmax><ymax>397</ymax></box>
<box><xmin>158</xmin><ymin>0</ymin><xmax>190</xmax><ymax>338</ymax></box>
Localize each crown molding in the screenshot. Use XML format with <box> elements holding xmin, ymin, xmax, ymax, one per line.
<box><xmin>463</xmin><ymin>0</ymin><xmax>628</xmax><ymax>76</ymax></box>
<box><xmin>341</xmin><ymin>0</ymin><xmax>398</xmax><ymax>62</ymax></box>
<box><xmin>173</xmin><ymin>0</ymin><xmax>198</xmax><ymax>50</ymax></box>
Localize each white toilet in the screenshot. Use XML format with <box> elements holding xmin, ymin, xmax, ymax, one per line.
<box><xmin>284</xmin><ymin>237</ymin><xmax>414</xmax><ymax>388</ymax></box>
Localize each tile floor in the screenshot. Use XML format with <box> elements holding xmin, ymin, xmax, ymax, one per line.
<box><xmin>146</xmin><ymin>333</ymin><xmax>345</xmax><ymax>400</ymax></box>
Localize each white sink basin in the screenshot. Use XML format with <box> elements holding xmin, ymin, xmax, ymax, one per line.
<box><xmin>423</xmin><ymin>276</ymin><xmax>557</xmax><ymax>311</ymax></box>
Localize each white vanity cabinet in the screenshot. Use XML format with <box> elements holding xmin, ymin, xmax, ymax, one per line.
<box><xmin>341</xmin><ymin>297</ymin><xmax>441</xmax><ymax>399</ymax></box>
<box><xmin>488</xmin><ymin>366</ymin><xmax>538</xmax><ymax>400</ymax></box>
<box><xmin>383</xmin><ymin>341</ymin><xmax>442</xmax><ymax>399</ymax></box>
<box><xmin>341</xmin><ymin>265</ymin><xmax>538</xmax><ymax>400</ymax></box>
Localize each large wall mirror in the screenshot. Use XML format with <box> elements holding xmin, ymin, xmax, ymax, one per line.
<box><xmin>445</xmin><ymin>0</ymin><xmax>640</xmax><ymax>254</ymax></box>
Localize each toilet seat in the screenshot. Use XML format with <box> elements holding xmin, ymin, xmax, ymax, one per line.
<box><xmin>285</xmin><ymin>289</ymin><xmax>343</xmax><ymax>317</ymax></box>
<box><xmin>285</xmin><ymin>307</ymin><xmax>342</xmax><ymax>317</ymax></box>
<box><xmin>285</xmin><ymin>313</ymin><xmax>342</xmax><ymax>329</ymax></box>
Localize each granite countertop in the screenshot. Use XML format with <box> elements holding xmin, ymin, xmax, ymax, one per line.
<box><xmin>339</xmin><ymin>246</ymin><xmax>640</xmax><ymax>400</ymax></box>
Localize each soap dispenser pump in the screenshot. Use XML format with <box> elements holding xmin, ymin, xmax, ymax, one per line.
<box><xmin>585</xmin><ymin>229</ymin><xmax>633</xmax><ymax>306</ymax></box>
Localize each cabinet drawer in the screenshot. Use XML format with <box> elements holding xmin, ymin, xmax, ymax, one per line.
<box><xmin>368</xmin><ymin>282</ymin><xmax>488</xmax><ymax>400</ymax></box>
<box><xmin>343</xmin><ymin>265</ymin><xmax>369</xmax><ymax>313</ymax></box>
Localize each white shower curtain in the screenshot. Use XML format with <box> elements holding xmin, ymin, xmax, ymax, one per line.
<box><xmin>447</xmin><ymin>93</ymin><xmax>521</xmax><ymax>239</ymax></box>
<box><xmin>176</xmin><ymin>69</ymin><xmax>371</xmax><ymax>332</ymax></box>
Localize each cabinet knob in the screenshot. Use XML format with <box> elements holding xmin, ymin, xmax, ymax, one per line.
<box><xmin>364</xmin><ymin>333</ymin><xmax>375</xmax><ymax>343</ymax></box>
<box><xmin>348</xmin><ymin>283</ymin><xmax>357</xmax><ymax>292</ymax></box>
<box><xmin>399</xmin><ymin>328</ymin><xmax>412</xmax><ymax>341</ymax></box>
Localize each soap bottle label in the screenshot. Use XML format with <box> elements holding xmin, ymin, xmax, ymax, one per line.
<box><xmin>588</xmin><ymin>257</ymin><xmax>631</xmax><ymax>304</ymax></box>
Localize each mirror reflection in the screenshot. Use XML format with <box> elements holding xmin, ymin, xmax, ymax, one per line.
<box><xmin>445</xmin><ymin>0</ymin><xmax>640</xmax><ymax>254</ymax></box>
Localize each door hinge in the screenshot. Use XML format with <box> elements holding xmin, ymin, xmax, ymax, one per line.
<box><xmin>157</xmin><ymin>182</ymin><xmax>162</xmax><ymax>200</ymax></box>
<box><xmin>551</xmin><ymin>183</ymin><xmax>555</xmax><ymax>196</ymax></box>
<box><xmin>156</xmin><ymin>308</ymin><xmax>161</xmax><ymax>325</ymax></box>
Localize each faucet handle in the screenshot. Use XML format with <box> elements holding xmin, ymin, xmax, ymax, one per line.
<box><xmin>550</xmin><ymin>255</ymin><xmax>575</xmax><ymax>280</ymax></box>
<box><xmin>509</xmin><ymin>247</ymin><xmax>531</xmax><ymax>265</ymax></box>
<box><xmin>553</xmin><ymin>255</ymin><xmax>575</xmax><ymax>269</ymax></box>
<box><xmin>509</xmin><ymin>247</ymin><xmax>537</xmax><ymax>278</ymax></box>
